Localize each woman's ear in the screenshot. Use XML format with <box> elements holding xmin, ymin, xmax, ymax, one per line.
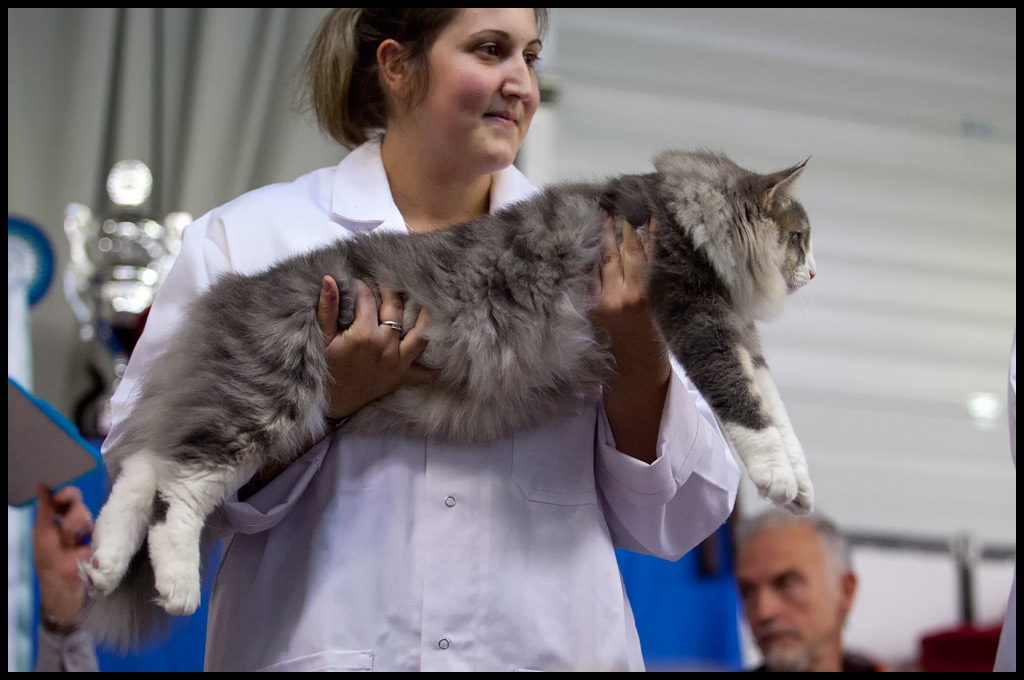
<box><xmin>377</xmin><ymin>39</ymin><xmax>411</xmax><ymax>102</ymax></box>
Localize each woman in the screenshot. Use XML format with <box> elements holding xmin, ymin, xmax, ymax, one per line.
<box><xmin>103</xmin><ymin>8</ymin><xmax>740</xmax><ymax>671</ymax></box>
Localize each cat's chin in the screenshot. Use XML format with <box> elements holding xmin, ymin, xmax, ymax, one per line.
<box><xmin>786</xmin><ymin>274</ymin><xmax>811</xmax><ymax>294</ymax></box>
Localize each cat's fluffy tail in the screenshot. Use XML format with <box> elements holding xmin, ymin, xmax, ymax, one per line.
<box><xmin>81</xmin><ymin>538</ymin><xmax>172</xmax><ymax>651</ymax></box>
<box><xmin>81</xmin><ymin>534</ymin><xmax>219</xmax><ymax>651</ymax></box>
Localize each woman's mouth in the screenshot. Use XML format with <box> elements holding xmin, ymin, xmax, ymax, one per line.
<box><xmin>485</xmin><ymin>110</ymin><xmax>518</xmax><ymax>126</ymax></box>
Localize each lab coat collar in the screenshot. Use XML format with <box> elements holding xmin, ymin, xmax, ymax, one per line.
<box><xmin>330</xmin><ymin>139</ymin><xmax>538</xmax><ymax>234</ymax></box>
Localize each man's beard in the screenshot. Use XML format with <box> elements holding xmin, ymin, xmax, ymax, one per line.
<box><xmin>756</xmin><ymin>624</ymin><xmax>811</xmax><ymax>672</ymax></box>
<box><xmin>763</xmin><ymin>643</ymin><xmax>810</xmax><ymax>672</ymax></box>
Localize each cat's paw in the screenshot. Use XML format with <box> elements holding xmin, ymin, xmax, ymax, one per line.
<box><xmin>78</xmin><ymin>545</ymin><xmax>131</xmax><ymax>599</ymax></box>
<box><xmin>778</xmin><ymin>431</ymin><xmax>814</xmax><ymax>514</ymax></box>
<box><xmin>153</xmin><ymin>569</ymin><xmax>202</xmax><ymax>616</ymax></box>
<box><xmin>747</xmin><ymin>458</ymin><xmax>799</xmax><ymax>507</ymax></box>
<box><xmin>78</xmin><ymin>555</ymin><xmax>119</xmax><ymax>599</ymax></box>
<box><xmin>77</xmin><ymin>509</ymin><xmax>141</xmax><ymax>598</ymax></box>
<box><xmin>148</xmin><ymin>523</ymin><xmax>202</xmax><ymax>616</ymax></box>
<box><xmin>784</xmin><ymin>483</ymin><xmax>814</xmax><ymax>515</ymax></box>
<box><xmin>784</xmin><ymin>460</ymin><xmax>814</xmax><ymax>515</ymax></box>
<box><xmin>727</xmin><ymin>424</ymin><xmax>799</xmax><ymax>506</ymax></box>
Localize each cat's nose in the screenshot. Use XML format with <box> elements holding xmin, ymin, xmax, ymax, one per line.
<box><xmin>809</xmin><ymin>270</ymin><xmax>815</xmax><ymax>280</ymax></box>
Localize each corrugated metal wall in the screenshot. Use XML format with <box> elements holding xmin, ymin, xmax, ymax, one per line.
<box><xmin>538</xmin><ymin>7</ymin><xmax>1015</xmax><ymax>546</ymax></box>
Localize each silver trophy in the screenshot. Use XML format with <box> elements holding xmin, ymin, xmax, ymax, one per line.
<box><xmin>64</xmin><ymin>160</ymin><xmax>191</xmax><ymax>439</ymax></box>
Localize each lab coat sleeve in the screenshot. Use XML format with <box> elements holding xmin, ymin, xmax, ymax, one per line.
<box><xmin>595</xmin><ymin>361</ymin><xmax>741</xmax><ymax>561</ymax></box>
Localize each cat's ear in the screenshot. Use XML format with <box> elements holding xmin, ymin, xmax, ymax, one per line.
<box><xmin>759</xmin><ymin>158</ymin><xmax>809</xmax><ymax>210</ymax></box>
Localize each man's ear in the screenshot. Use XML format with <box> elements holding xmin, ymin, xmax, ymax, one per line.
<box><xmin>838</xmin><ymin>571</ymin><xmax>858</xmax><ymax>623</ymax></box>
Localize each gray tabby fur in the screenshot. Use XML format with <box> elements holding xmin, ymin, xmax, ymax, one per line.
<box><xmin>80</xmin><ymin>149</ymin><xmax>816</xmax><ymax>649</ymax></box>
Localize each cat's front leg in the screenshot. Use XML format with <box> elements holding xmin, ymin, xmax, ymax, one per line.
<box><xmin>750</xmin><ymin>364</ymin><xmax>813</xmax><ymax>514</ymax></box>
<box><xmin>651</xmin><ymin>290</ymin><xmax>806</xmax><ymax>510</ymax></box>
<box><xmin>665</xmin><ymin>328</ymin><xmax>801</xmax><ymax>507</ymax></box>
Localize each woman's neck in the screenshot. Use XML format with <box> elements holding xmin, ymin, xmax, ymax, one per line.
<box><xmin>380</xmin><ymin>130</ymin><xmax>492</xmax><ymax>234</ymax></box>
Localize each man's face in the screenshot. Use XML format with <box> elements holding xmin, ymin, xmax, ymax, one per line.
<box><xmin>735</xmin><ymin>523</ymin><xmax>855</xmax><ymax>672</ymax></box>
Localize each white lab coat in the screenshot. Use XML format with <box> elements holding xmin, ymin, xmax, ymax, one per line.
<box><xmin>103</xmin><ymin>141</ymin><xmax>741</xmax><ymax>671</ymax></box>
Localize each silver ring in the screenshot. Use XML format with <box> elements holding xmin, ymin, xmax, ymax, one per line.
<box><xmin>382</xmin><ymin>321</ymin><xmax>403</xmax><ymax>332</ymax></box>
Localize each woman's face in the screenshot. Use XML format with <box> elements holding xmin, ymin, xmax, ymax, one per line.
<box><xmin>407</xmin><ymin>8</ymin><xmax>542</xmax><ymax>175</ymax></box>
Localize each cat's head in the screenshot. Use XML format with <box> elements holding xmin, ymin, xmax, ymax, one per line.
<box><xmin>757</xmin><ymin>160</ymin><xmax>815</xmax><ymax>294</ymax></box>
<box><xmin>654</xmin><ymin>150</ymin><xmax>815</xmax><ymax>319</ymax></box>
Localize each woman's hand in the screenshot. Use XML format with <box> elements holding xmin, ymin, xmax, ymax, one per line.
<box><xmin>317</xmin><ymin>276</ymin><xmax>435</xmax><ymax>420</ymax></box>
<box><xmin>242</xmin><ymin>277</ymin><xmax>436</xmax><ymax>498</ymax></box>
<box><xmin>591</xmin><ymin>214</ymin><xmax>671</xmax><ymax>464</ymax></box>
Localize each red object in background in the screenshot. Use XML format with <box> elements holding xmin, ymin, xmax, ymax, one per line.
<box><xmin>111</xmin><ymin>305</ymin><xmax>151</xmax><ymax>356</ymax></box>
<box><xmin>919</xmin><ymin>622</ymin><xmax>1003</xmax><ymax>672</ymax></box>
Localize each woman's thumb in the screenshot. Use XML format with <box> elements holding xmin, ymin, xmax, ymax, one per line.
<box><xmin>317</xmin><ymin>276</ymin><xmax>340</xmax><ymax>343</ymax></box>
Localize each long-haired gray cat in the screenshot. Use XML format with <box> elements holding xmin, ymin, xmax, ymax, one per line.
<box><xmin>80</xmin><ymin>149</ymin><xmax>815</xmax><ymax>648</ymax></box>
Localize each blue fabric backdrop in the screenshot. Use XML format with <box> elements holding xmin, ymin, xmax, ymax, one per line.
<box><xmin>616</xmin><ymin>524</ymin><xmax>744</xmax><ymax>671</ymax></box>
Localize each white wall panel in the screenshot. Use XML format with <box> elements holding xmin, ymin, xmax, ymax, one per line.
<box><xmin>537</xmin><ymin>9</ymin><xmax>1015</xmax><ymax>665</ymax></box>
<box><xmin>543</xmin><ymin>8</ymin><xmax>1016</xmax><ymax>547</ymax></box>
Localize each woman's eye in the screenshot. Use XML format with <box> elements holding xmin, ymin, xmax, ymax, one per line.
<box><xmin>478</xmin><ymin>43</ymin><xmax>500</xmax><ymax>58</ymax></box>
<box><xmin>524</xmin><ymin>52</ymin><xmax>540</xmax><ymax>68</ymax></box>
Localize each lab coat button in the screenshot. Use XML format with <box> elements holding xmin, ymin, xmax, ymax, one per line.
<box><xmin>444</xmin><ymin>495</ymin><xmax>456</xmax><ymax>507</ymax></box>
<box><xmin>438</xmin><ymin>638</ymin><xmax>450</xmax><ymax>650</ymax></box>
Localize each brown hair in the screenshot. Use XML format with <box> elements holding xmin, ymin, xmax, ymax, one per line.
<box><xmin>304</xmin><ymin>8</ymin><xmax>549</xmax><ymax>149</ymax></box>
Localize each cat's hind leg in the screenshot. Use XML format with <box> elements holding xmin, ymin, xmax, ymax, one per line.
<box><xmin>147</xmin><ymin>461</ymin><xmax>256</xmax><ymax>615</ymax></box>
<box><xmin>79</xmin><ymin>449</ymin><xmax>160</xmax><ymax>598</ymax></box>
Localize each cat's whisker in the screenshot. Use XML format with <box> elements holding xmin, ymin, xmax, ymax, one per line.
<box><xmin>797</xmin><ymin>288</ymin><xmax>814</xmax><ymax>320</ymax></box>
